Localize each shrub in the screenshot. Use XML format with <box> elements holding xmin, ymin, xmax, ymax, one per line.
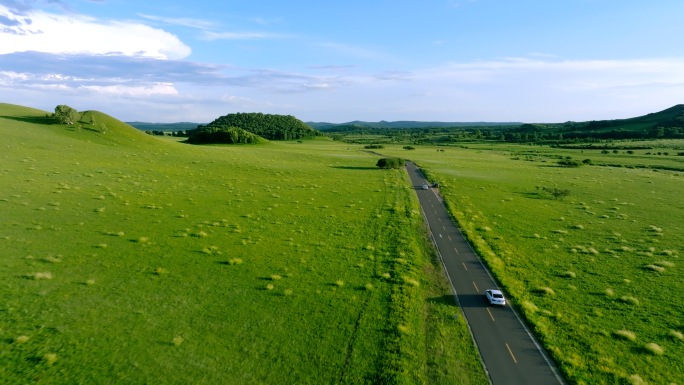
<box><xmin>376</xmin><ymin>157</ymin><xmax>405</xmax><ymax>169</ymax></box>
<box><xmin>364</xmin><ymin>144</ymin><xmax>384</xmax><ymax>149</ymax></box>
<box><xmin>557</xmin><ymin>159</ymin><xmax>583</xmax><ymax>167</ymax></box>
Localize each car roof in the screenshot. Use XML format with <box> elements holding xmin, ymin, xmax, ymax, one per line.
<box><xmin>489</xmin><ymin>289</ymin><xmax>503</xmax><ymax>295</ymax></box>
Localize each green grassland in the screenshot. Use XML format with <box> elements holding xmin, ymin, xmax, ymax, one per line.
<box><xmin>0</xmin><ymin>104</ymin><xmax>487</xmax><ymax>384</ymax></box>
<box><xmin>381</xmin><ymin>143</ymin><xmax>684</xmax><ymax>385</ymax></box>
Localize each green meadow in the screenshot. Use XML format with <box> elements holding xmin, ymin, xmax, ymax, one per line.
<box><xmin>381</xmin><ymin>143</ymin><xmax>684</xmax><ymax>385</ymax></box>
<box><xmin>0</xmin><ymin>104</ymin><xmax>487</xmax><ymax>384</ymax></box>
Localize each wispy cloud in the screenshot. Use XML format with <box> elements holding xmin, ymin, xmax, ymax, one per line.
<box><xmin>199</xmin><ymin>30</ymin><xmax>288</xmax><ymax>41</ymax></box>
<box><xmin>138</xmin><ymin>13</ymin><xmax>215</xmax><ymax>30</ymax></box>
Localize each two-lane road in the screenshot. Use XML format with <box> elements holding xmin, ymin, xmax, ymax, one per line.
<box><xmin>406</xmin><ymin>163</ymin><xmax>566</xmax><ymax>385</ymax></box>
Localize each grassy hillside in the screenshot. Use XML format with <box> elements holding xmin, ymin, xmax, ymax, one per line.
<box><xmin>0</xmin><ymin>103</ymin><xmax>487</xmax><ymax>384</ymax></box>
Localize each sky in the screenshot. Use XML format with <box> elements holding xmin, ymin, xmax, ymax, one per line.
<box><xmin>1</xmin><ymin>0</ymin><xmax>684</xmax><ymax>123</ymax></box>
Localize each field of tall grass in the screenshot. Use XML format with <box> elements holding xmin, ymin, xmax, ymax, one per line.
<box><xmin>382</xmin><ymin>142</ymin><xmax>683</xmax><ymax>385</ymax></box>
<box><xmin>0</xmin><ymin>104</ymin><xmax>487</xmax><ymax>384</ymax></box>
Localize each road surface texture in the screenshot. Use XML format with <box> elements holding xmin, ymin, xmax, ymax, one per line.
<box><xmin>406</xmin><ymin>162</ymin><xmax>566</xmax><ymax>385</ymax></box>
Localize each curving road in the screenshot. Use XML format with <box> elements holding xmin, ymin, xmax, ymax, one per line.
<box><xmin>406</xmin><ymin>163</ymin><xmax>566</xmax><ymax>385</ymax></box>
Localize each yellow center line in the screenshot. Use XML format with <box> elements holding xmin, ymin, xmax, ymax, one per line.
<box><xmin>472</xmin><ymin>282</ymin><xmax>479</xmax><ymax>292</ymax></box>
<box><xmin>486</xmin><ymin>308</ymin><xmax>495</xmax><ymax>322</ymax></box>
<box><xmin>506</xmin><ymin>343</ymin><xmax>518</xmax><ymax>364</ymax></box>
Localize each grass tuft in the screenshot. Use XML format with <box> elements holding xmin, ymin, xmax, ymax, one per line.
<box><xmin>14</xmin><ymin>335</ymin><xmax>30</xmax><ymax>344</ymax></box>
<box><xmin>27</xmin><ymin>272</ymin><xmax>53</xmax><ymax>280</ymax></box>
<box><xmin>613</xmin><ymin>329</ymin><xmax>637</xmax><ymax>341</ymax></box>
<box><xmin>605</xmin><ymin>288</ymin><xmax>615</xmax><ymax>297</ymax></box>
<box><xmin>536</xmin><ymin>286</ymin><xmax>555</xmax><ymax>296</ymax></box>
<box><xmin>643</xmin><ymin>264</ymin><xmax>665</xmax><ymax>272</ymax></box>
<box><xmin>265</xmin><ymin>284</ymin><xmax>274</xmax><ymax>291</ymax></box>
<box><xmin>643</xmin><ymin>342</ymin><xmax>664</xmax><ymax>355</ymax></box>
<box><xmin>521</xmin><ymin>300</ymin><xmax>538</xmax><ymax>314</ymax></box>
<box><xmin>619</xmin><ymin>296</ymin><xmax>639</xmax><ymax>305</ymax></box>
<box><xmin>228</xmin><ymin>258</ymin><xmax>243</xmax><ymax>265</ymax></box>
<box><xmin>44</xmin><ymin>353</ymin><xmax>58</xmax><ymax>366</ymax></box>
<box><xmin>669</xmin><ymin>330</ymin><xmax>683</xmax><ymax>341</ymax></box>
<box><xmin>172</xmin><ymin>336</ymin><xmax>184</xmax><ymax>347</ymax></box>
<box><xmin>270</xmin><ymin>274</ymin><xmax>282</xmax><ymax>281</ymax></box>
<box><xmin>364</xmin><ymin>283</ymin><xmax>374</xmax><ymax>291</ymax></box>
<box><xmin>560</xmin><ymin>271</ymin><xmax>576</xmax><ymax>278</ymax></box>
<box><xmin>627</xmin><ymin>374</ymin><xmax>646</xmax><ymax>385</ymax></box>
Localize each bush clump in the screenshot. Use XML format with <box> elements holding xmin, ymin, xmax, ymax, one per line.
<box><xmin>376</xmin><ymin>157</ymin><xmax>405</xmax><ymax>169</ymax></box>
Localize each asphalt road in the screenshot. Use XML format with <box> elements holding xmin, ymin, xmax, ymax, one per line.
<box><xmin>406</xmin><ymin>163</ymin><xmax>566</xmax><ymax>385</ymax></box>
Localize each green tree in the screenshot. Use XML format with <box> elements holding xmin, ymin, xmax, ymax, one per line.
<box><xmin>53</xmin><ymin>105</ymin><xmax>79</xmax><ymax>124</ymax></box>
<box><xmin>376</xmin><ymin>157</ymin><xmax>404</xmax><ymax>169</ymax></box>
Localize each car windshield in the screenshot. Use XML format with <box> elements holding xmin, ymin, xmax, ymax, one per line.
<box><xmin>493</xmin><ymin>293</ymin><xmax>503</xmax><ymax>298</ymax></box>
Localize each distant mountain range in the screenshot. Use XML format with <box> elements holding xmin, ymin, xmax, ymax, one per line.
<box><xmin>126</xmin><ymin>104</ymin><xmax>684</xmax><ymax>140</ymax></box>
<box><xmin>308</xmin><ymin>120</ymin><xmax>522</xmax><ymax>131</ymax></box>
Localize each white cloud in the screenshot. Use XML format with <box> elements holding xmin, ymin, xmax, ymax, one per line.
<box><xmin>79</xmin><ymin>83</ymin><xmax>179</xmax><ymax>97</ymax></box>
<box><xmin>0</xmin><ymin>4</ymin><xmax>191</xmax><ymax>59</ymax></box>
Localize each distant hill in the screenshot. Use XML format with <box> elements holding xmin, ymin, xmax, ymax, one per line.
<box><xmin>189</xmin><ymin>112</ymin><xmax>320</xmax><ymax>143</ymax></box>
<box><xmin>513</xmin><ymin>104</ymin><xmax>684</xmax><ymax>140</ymax></box>
<box><xmin>0</xmin><ymin>103</ymin><xmax>160</xmax><ymax>147</ymax></box>
<box><xmin>310</xmin><ymin>120</ymin><xmax>521</xmax><ymax>131</ymax></box>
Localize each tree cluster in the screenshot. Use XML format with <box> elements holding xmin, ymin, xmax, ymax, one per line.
<box><xmin>193</xmin><ymin>112</ymin><xmax>319</xmax><ymax>141</ymax></box>
<box><xmin>186</xmin><ymin>126</ymin><xmax>262</xmax><ymax>144</ymax></box>
<box><xmin>53</xmin><ymin>105</ymin><xmax>79</xmax><ymax>124</ymax></box>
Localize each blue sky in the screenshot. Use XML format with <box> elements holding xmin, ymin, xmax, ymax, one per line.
<box><xmin>1</xmin><ymin>0</ymin><xmax>684</xmax><ymax>123</ymax></box>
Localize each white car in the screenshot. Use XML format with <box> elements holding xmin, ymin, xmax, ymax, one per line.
<box><xmin>485</xmin><ymin>289</ymin><xmax>506</xmax><ymax>306</ymax></box>
<box><xmin>421</xmin><ymin>184</ymin><xmax>429</xmax><ymax>190</ymax></box>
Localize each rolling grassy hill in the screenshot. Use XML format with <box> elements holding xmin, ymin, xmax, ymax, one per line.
<box><xmin>0</xmin><ymin>103</ymin><xmax>487</xmax><ymax>385</ymax></box>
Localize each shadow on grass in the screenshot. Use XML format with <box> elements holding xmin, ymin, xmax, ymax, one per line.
<box><xmin>427</xmin><ymin>294</ymin><xmax>458</xmax><ymax>306</ymax></box>
<box><xmin>329</xmin><ymin>166</ymin><xmax>379</xmax><ymax>170</ymax></box>
<box><xmin>1</xmin><ymin>115</ymin><xmax>55</xmax><ymax>125</ymax></box>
